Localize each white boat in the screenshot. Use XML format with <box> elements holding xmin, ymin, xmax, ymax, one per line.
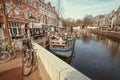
<box><xmin>50</xmin><ymin>37</ymin><xmax>75</xmax><ymax>57</ymax></box>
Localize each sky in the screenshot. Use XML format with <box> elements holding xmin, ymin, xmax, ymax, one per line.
<box><xmin>45</xmin><ymin>0</ymin><xmax>120</xmax><ymax>20</ymax></box>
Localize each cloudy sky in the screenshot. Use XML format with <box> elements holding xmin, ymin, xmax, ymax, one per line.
<box><xmin>45</xmin><ymin>0</ymin><xmax>120</xmax><ymax>20</ymax></box>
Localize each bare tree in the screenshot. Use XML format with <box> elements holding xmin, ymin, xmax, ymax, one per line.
<box><xmin>0</xmin><ymin>0</ymin><xmax>21</xmax><ymax>47</ymax></box>
<box><xmin>83</xmin><ymin>15</ymin><xmax>93</xmax><ymax>29</ymax></box>
<box><xmin>61</xmin><ymin>18</ymin><xmax>76</xmax><ymax>27</ymax></box>
<box><xmin>76</xmin><ymin>19</ymin><xmax>83</xmax><ymax>27</ymax></box>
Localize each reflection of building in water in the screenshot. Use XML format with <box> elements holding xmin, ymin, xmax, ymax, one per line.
<box><xmin>94</xmin><ymin>34</ymin><xmax>120</xmax><ymax>60</ymax></box>
<box><xmin>110</xmin><ymin>41</ymin><xmax>120</xmax><ymax>60</ymax></box>
<box><xmin>82</xmin><ymin>34</ymin><xmax>91</xmax><ymax>43</ymax></box>
<box><xmin>83</xmin><ymin>32</ymin><xmax>120</xmax><ymax>60</ymax></box>
<box><xmin>77</xmin><ymin>31</ymin><xmax>120</xmax><ymax>60</ymax></box>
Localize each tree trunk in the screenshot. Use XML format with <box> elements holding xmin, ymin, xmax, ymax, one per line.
<box><xmin>2</xmin><ymin>0</ymin><xmax>12</xmax><ymax>47</ymax></box>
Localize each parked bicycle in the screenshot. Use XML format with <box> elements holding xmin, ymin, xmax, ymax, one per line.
<box><xmin>0</xmin><ymin>41</ymin><xmax>11</xmax><ymax>63</ymax></box>
<box><xmin>4</xmin><ymin>39</ymin><xmax>16</xmax><ymax>59</ymax></box>
<box><xmin>0</xmin><ymin>39</ymin><xmax>20</xmax><ymax>64</ymax></box>
<box><xmin>21</xmin><ymin>38</ymin><xmax>36</xmax><ymax>76</ymax></box>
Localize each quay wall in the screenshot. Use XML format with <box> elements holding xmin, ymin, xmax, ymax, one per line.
<box><xmin>79</xmin><ymin>30</ymin><xmax>120</xmax><ymax>41</ymax></box>
<box><xmin>90</xmin><ymin>30</ymin><xmax>120</xmax><ymax>41</ymax></box>
<box><xmin>33</xmin><ymin>42</ymin><xmax>91</xmax><ymax>80</ymax></box>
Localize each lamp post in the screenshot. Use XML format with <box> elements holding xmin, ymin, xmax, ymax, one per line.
<box><xmin>29</xmin><ymin>14</ymin><xmax>35</xmax><ymax>37</ymax></box>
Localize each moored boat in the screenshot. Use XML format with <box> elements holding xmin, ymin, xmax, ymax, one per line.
<box><xmin>50</xmin><ymin>37</ymin><xmax>75</xmax><ymax>57</ymax></box>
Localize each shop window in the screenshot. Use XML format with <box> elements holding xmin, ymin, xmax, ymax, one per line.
<box><xmin>13</xmin><ymin>28</ymin><xmax>17</xmax><ymax>35</ymax></box>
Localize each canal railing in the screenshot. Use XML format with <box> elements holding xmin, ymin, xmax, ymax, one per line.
<box><xmin>33</xmin><ymin>42</ymin><xmax>91</xmax><ymax>80</ymax></box>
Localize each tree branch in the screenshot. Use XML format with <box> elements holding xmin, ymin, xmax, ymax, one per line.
<box><xmin>7</xmin><ymin>0</ymin><xmax>20</xmax><ymax>15</ymax></box>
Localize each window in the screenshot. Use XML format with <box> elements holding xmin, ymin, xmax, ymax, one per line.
<box><xmin>24</xmin><ymin>9</ymin><xmax>28</xmax><ymax>18</ymax></box>
<box><xmin>30</xmin><ymin>11</ymin><xmax>33</xmax><ymax>15</ymax></box>
<box><xmin>5</xmin><ymin>2</ymin><xmax>10</xmax><ymax>13</ymax></box>
<box><xmin>28</xmin><ymin>0</ymin><xmax>32</xmax><ymax>5</ymax></box>
<box><xmin>13</xmin><ymin>28</ymin><xmax>17</xmax><ymax>35</ymax></box>
<box><xmin>21</xmin><ymin>0</ymin><xmax>25</xmax><ymax>2</ymax></box>
<box><xmin>14</xmin><ymin>6</ymin><xmax>19</xmax><ymax>17</ymax></box>
<box><xmin>33</xmin><ymin>0</ymin><xmax>37</xmax><ymax>7</ymax></box>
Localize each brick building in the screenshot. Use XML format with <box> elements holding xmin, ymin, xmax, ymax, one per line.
<box><xmin>0</xmin><ymin>0</ymin><xmax>58</xmax><ymax>39</ymax></box>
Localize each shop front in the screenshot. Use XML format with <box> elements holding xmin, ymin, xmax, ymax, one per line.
<box><xmin>8</xmin><ymin>22</ymin><xmax>24</xmax><ymax>39</ymax></box>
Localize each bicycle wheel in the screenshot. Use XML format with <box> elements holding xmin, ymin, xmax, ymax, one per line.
<box><xmin>22</xmin><ymin>51</ymin><xmax>33</xmax><ymax>76</ymax></box>
<box><xmin>0</xmin><ymin>51</ymin><xmax>11</xmax><ymax>64</ymax></box>
<box><xmin>21</xmin><ymin>45</ymin><xmax>28</xmax><ymax>63</ymax></box>
<box><xmin>33</xmin><ymin>50</ymin><xmax>37</xmax><ymax>65</ymax></box>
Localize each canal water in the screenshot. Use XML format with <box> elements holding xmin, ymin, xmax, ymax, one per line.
<box><xmin>69</xmin><ymin>32</ymin><xmax>120</xmax><ymax>80</ymax></box>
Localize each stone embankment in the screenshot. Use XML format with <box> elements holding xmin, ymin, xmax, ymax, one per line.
<box><xmin>33</xmin><ymin>42</ymin><xmax>91</xmax><ymax>80</ymax></box>
<box><xmin>90</xmin><ymin>30</ymin><xmax>120</xmax><ymax>41</ymax></box>
<box><xmin>79</xmin><ymin>30</ymin><xmax>120</xmax><ymax>41</ymax></box>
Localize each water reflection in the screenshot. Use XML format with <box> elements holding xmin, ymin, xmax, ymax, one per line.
<box><xmin>91</xmin><ymin>34</ymin><xmax>120</xmax><ymax>60</ymax></box>
<box><xmin>48</xmin><ymin>31</ymin><xmax>120</xmax><ymax>80</ymax></box>
<box><xmin>58</xmin><ymin>32</ymin><xmax>120</xmax><ymax>64</ymax></box>
<box><xmin>81</xmin><ymin>32</ymin><xmax>91</xmax><ymax>43</ymax></box>
<box><xmin>79</xmin><ymin>32</ymin><xmax>120</xmax><ymax>60</ymax></box>
<box><xmin>58</xmin><ymin>32</ymin><xmax>120</xmax><ymax>80</ymax></box>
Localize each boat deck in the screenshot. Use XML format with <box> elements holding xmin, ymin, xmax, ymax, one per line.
<box><xmin>50</xmin><ymin>43</ymin><xmax>71</xmax><ymax>49</ymax></box>
<box><xmin>50</xmin><ymin>40</ymin><xmax>73</xmax><ymax>49</ymax></box>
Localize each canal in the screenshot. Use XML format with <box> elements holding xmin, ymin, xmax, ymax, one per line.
<box><xmin>70</xmin><ymin>32</ymin><xmax>120</xmax><ymax>80</ymax></box>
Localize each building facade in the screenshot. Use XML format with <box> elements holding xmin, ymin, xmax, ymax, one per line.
<box><xmin>0</xmin><ymin>0</ymin><xmax>58</xmax><ymax>39</ymax></box>
<box><xmin>91</xmin><ymin>6</ymin><xmax>120</xmax><ymax>31</ymax></box>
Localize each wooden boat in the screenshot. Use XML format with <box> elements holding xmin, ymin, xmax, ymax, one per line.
<box><xmin>50</xmin><ymin>37</ymin><xmax>75</xmax><ymax>57</ymax></box>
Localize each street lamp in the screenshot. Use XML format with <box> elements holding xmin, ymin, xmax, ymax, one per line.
<box><xmin>29</xmin><ymin>14</ymin><xmax>35</xmax><ymax>36</ymax></box>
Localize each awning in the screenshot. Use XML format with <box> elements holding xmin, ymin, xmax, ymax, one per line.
<box><xmin>29</xmin><ymin>23</ymin><xmax>42</xmax><ymax>28</ymax></box>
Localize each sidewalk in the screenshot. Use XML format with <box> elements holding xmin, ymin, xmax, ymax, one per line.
<box><xmin>0</xmin><ymin>56</ymin><xmax>22</xmax><ymax>72</ymax></box>
<box><xmin>0</xmin><ymin>67</ymin><xmax>23</xmax><ymax>80</ymax></box>
<box><xmin>0</xmin><ymin>54</ymin><xmax>42</xmax><ymax>80</ymax></box>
